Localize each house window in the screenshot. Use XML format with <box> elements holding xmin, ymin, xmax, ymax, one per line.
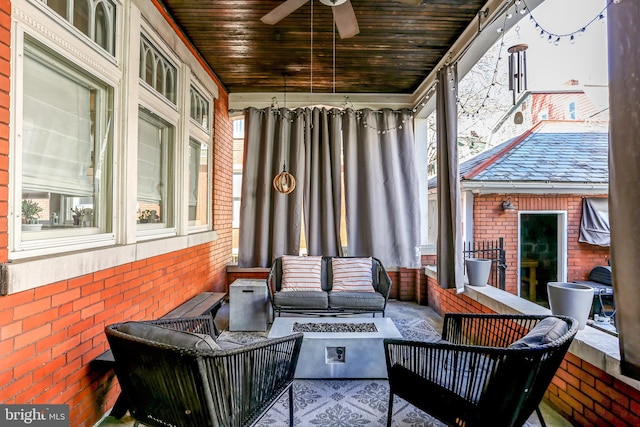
<box><xmin>137</xmin><ymin>108</ymin><xmax>174</xmax><ymax>230</ymax></box>
<box><xmin>188</xmin><ymin>139</ymin><xmax>209</xmax><ymax>226</ymax></box>
<box><xmin>139</xmin><ymin>35</ymin><xmax>177</xmax><ymax>104</ymax></box>
<box><xmin>568</xmin><ymin>101</ymin><xmax>577</xmax><ymax>120</ymax></box>
<box><xmin>37</xmin><ymin>0</ymin><xmax>117</xmax><ymax>55</ymax></box>
<box><xmin>20</xmin><ymin>36</ymin><xmax>113</xmax><ymax>241</ymax></box>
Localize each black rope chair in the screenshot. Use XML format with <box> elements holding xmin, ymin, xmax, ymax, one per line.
<box><xmin>105</xmin><ymin>316</ymin><xmax>303</xmax><ymax>427</ymax></box>
<box><xmin>384</xmin><ymin>313</ymin><xmax>578</xmax><ymax>427</ymax></box>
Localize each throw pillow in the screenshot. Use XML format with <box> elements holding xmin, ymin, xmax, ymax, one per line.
<box><xmin>331</xmin><ymin>257</ymin><xmax>374</xmax><ymax>292</ymax></box>
<box><xmin>509</xmin><ymin>317</ymin><xmax>569</xmax><ymax>349</ymax></box>
<box><xmin>119</xmin><ymin>321</ymin><xmax>221</xmax><ymax>351</ymax></box>
<box><xmin>280</xmin><ymin>255</ymin><xmax>323</xmax><ymax>292</ymax></box>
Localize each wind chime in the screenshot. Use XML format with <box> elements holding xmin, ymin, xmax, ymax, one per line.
<box><xmin>273</xmin><ymin>75</ymin><xmax>296</xmax><ymax>194</ymax></box>
<box><xmin>508</xmin><ymin>43</ymin><xmax>528</xmax><ymax>106</ymax></box>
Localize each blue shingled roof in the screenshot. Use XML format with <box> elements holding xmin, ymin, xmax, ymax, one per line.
<box><xmin>428</xmin><ymin>121</ymin><xmax>608</xmax><ymax>189</ymax></box>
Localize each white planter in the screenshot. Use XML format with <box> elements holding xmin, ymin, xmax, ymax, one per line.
<box><xmin>547</xmin><ymin>282</ymin><xmax>594</xmax><ymax>330</ymax></box>
<box><xmin>465</xmin><ymin>258</ymin><xmax>492</xmax><ymax>287</ymax></box>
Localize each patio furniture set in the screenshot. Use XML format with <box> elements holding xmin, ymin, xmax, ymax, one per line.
<box><xmin>103</xmin><ymin>256</ymin><xmax>579</xmax><ymax>427</ymax></box>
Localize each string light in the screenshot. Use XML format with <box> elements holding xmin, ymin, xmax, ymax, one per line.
<box><xmin>360</xmin><ymin>110</ymin><xmax>413</xmax><ymax>134</ymax></box>
<box><xmin>523</xmin><ymin>0</ymin><xmax>615</xmax><ymax>45</ymax></box>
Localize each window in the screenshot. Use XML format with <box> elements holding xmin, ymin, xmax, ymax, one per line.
<box><xmin>19</xmin><ymin>36</ymin><xmax>113</xmax><ymax>242</ymax></box>
<box><xmin>568</xmin><ymin>101</ymin><xmax>577</xmax><ymax>120</ymax></box>
<box><xmin>137</xmin><ymin>108</ymin><xmax>175</xmax><ymax>231</ymax></box>
<box><xmin>139</xmin><ymin>35</ymin><xmax>177</xmax><ymax>104</ymax></box>
<box><xmin>187</xmin><ymin>81</ymin><xmax>212</xmax><ymax>230</ymax></box>
<box><xmin>38</xmin><ymin>0</ymin><xmax>117</xmax><ymax>55</ymax></box>
<box><xmin>190</xmin><ymin>86</ymin><xmax>209</xmax><ymax>129</ymax></box>
<box><xmin>188</xmin><ymin>139</ymin><xmax>209</xmax><ymax>226</ymax></box>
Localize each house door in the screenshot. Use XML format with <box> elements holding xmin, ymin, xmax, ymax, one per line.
<box><xmin>519</xmin><ymin>212</ymin><xmax>567</xmax><ymax>306</ymax></box>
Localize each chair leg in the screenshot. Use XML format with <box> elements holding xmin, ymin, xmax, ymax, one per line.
<box><xmin>288</xmin><ymin>385</ymin><xmax>294</xmax><ymax>427</ymax></box>
<box><xmin>535</xmin><ymin>406</ymin><xmax>547</xmax><ymax>427</ymax></box>
<box><xmin>387</xmin><ymin>393</ymin><xmax>394</xmax><ymax>427</ymax></box>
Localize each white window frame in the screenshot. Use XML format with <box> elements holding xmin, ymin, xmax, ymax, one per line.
<box><xmin>29</xmin><ymin>0</ymin><xmax>119</xmax><ymax>61</ymax></box>
<box><xmin>10</xmin><ymin>2</ymin><xmax>121</xmax><ymax>259</ymax></box>
<box><xmin>136</xmin><ymin>26</ymin><xmax>181</xmax><ymax>241</ymax></box>
<box><xmin>185</xmin><ymin>77</ymin><xmax>213</xmax><ymax>232</ymax></box>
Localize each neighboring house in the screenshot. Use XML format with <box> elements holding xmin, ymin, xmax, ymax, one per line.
<box><xmin>429</xmin><ymin>120</ymin><xmax>609</xmax><ymax>303</ymax></box>
<box><xmin>490</xmin><ymin>85</ymin><xmax>609</xmax><ymax>144</ymax></box>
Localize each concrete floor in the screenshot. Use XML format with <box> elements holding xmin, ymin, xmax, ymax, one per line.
<box><xmin>98</xmin><ymin>300</ymin><xmax>571</xmax><ymax>427</ymax></box>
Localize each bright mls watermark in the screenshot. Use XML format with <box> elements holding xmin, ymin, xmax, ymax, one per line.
<box><xmin>0</xmin><ymin>405</ymin><xmax>69</xmax><ymax>426</ymax></box>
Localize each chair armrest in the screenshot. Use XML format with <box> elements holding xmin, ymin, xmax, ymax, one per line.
<box><xmin>202</xmin><ymin>333</ymin><xmax>304</xmax><ymax>424</ymax></box>
<box><xmin>373</xmin><ymin>258</ymin><xmax>392</xmax><ymax>300</ymax></box>
<box><xmin>384</xmin><ymin>339</ymin><xmax>503</xmax><ymax>404</ymax></box>
<box><xmin>442</xmin><ymin>313</ymin><xmax>550</xmax><ymax>347</ymax></box>
<box><xmin>267</xmin><ymin>266</ymin><xmax>278</xmax><ymax>300</ymax></box>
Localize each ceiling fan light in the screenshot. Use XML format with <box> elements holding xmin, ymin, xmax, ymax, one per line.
<box><xmin>319</xmin><ymin>0</ymin><xmax>348</xmax><ymax>6</ymax></box>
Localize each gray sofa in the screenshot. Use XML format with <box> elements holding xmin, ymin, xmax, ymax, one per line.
<box><xmin>267</xmin><ymin>256</ymin><xmax>392</xmax><ymax>317</ymax></box>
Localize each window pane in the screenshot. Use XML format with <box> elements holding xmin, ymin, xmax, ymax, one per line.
<box><xmin>73</xmin><ymin>0</ymin><xmax>90</xmax><ymax>36</ymax></box>
<box><xmin>188</xmin><ymin>139</ymin><xmax>209</xmax><ymax>226</ymax></box>
<box><xmin>21</xmin><ymin>39</ymin><xmax>112</xmax><ymax>237</ymax></box>
<box><xmin>139</xmin><ymin>36</ymin><xmax>177</xmax><ymax>105</ymax></box>
<box><xmin>189</xmin><ymin>86</ymin><xmax>209</xmax><ymax>129</ymax></box>
<box><xmin>137</xmin><ymin>109</ymin><xmax>174</xmax><ymax>228</ymax></box>
<box><xmin>45</xmin><ymin>0</ymin><xmax>69</xmax><ymax>20</ymax></box>
<box><xmin>94</xmin><ymin>2</ymin><xmax>114</xmax><ymax>54</ymax></box>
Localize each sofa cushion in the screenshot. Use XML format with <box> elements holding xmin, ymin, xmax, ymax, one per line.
<box><xmin>328</xmin><ymin>291</ymin><xmax>385</xmax><ymax>310</ymax></box>
<box><xmin>281</xmin><ymin>255</ymin><xmax>323</xmax><ymax>292</ymax></box>
<box><xmin>509</xmin><ymin>317</ymin><xmax>569</xmax><ymax>349</ymax></box>
<box><xmin>274</xmin><ymin>290</ymin><xmax>329</xmax><ymax>309</ymax></box>
<box><xmin>331</xmin><ymin>257</ymin><xmax>374</xmax><ymax>292</ymax></box>
<box><xmin>118</xmin><ymin>321</ymin><xmax>220</xmax><ymax>351</ymax></box>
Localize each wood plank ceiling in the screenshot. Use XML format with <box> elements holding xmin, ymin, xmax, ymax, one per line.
<box><xmin>159</xmin><ymin>0</ymin><xmax>487</xmax><ymax>95</ymax></box>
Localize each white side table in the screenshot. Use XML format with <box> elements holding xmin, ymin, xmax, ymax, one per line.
<box><xmin>229</xmin><ymin>279</ymin><xmax>270</xmax><ymax>331</ymax></box>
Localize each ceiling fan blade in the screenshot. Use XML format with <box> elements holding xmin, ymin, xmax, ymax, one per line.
<box><xmin>261</xmin><ymin>0</ymin><xmax>310</xmax><ymax>25</ymax></box>
<box><xmin>333</xmin><ymin>0</ymin><xmax>359</xmax><ymax>39</ymax></box>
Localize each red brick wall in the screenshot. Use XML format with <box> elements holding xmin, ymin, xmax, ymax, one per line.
<box><xmin>426</xmin><ymin>277</ymin><xmax>639</xmax><ymax>426</ymax></box>
<box><xmin>226</xmin><ymin>268</ymin><xmax>269</xmax><ymax>287</ymax></box>
<box><xmin>473</xmin><ymin>194</ymin><xmax>609</xmax><ymax>295</ymax></box>
<box><xmin>0</xmin><ymin>2</ymin><xmax>235</xmax><ymax>426</ymax></box>
<box><xmin>550</xmin><ymin>353</ymin><xmax>640</xmax><ymax>426</ymax></box>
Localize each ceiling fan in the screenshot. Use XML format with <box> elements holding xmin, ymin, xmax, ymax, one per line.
<box><xmin>261</xmin><ymin>0</ymin><xmax>422</xmax><ymax>39</ymax></box>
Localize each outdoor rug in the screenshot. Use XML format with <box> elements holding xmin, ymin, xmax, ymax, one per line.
<box><xmin>220</xmin><ymin>318</ymin><xmax>447</xmax><ymax>427</ymax></box>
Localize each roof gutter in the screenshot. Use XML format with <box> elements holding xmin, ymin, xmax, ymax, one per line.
<box><xmin>461</xmin><ymin>181</ymin><xmax>608</xmax><ymax>194</ymax></box>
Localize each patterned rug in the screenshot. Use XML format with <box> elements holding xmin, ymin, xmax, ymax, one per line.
<box><xmin>219</xmin><ymin>318</ymin><xmax>446</xmax><ymax>427</ymax></box>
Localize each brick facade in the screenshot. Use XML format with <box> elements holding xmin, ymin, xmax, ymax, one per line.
<box><xmin>472</xmin><ymin>193</ymin><xmax>610</xmax><ymax>296</ymax></box>
<box><xmin>0</xmin><ymin>2</ymin><xmax>234</xmax><ymax>426</ymax></box>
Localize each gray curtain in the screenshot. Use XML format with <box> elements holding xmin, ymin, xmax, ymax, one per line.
<box><xmin>436</xmin><ymin>65</ymin><xmax>465</xmax><ymax>293</ymax></box>
<box><xmin>608</xmin><ymin>0</ymin><xmax>640</xmax><ymax>381</ymax></box>
<box><xmin>238</xmin><ymin>107</ymin><xmax>305</xmax><ymax>267</ymax></box>
<box><xmin>304</xmin><ymin>108</ymin><xmax>343</xmax><ymax>256</ymax></box>
<box><xmin>342</xmin><ymin>108</ymin><xmax>421</xmax><ymax>268</ymax></box>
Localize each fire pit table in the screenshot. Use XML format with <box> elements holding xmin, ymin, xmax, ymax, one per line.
<box><xmin>268</xmin><ymin>317</ymin><xmax>402</xmax><ymax>379</ymax></box>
